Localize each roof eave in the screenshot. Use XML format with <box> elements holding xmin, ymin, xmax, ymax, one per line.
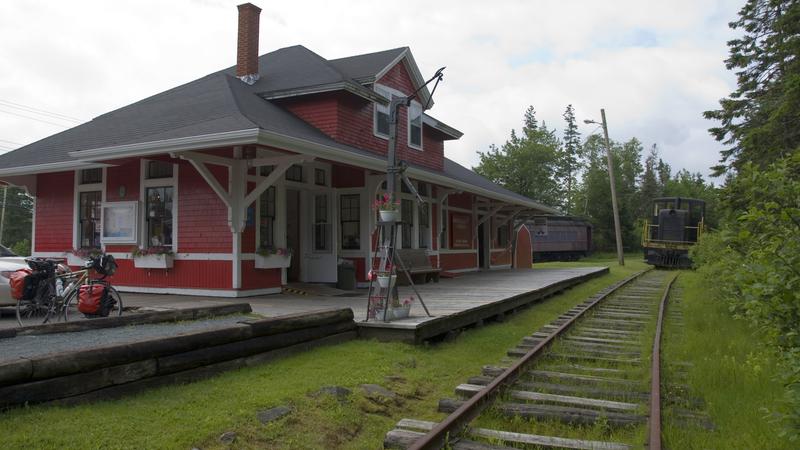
<box><xmin>258</xmin><ymin>81</ymin><xmax>388</xmax><ymax>106</ymax></box>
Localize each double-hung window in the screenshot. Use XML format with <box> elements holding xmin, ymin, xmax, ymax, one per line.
<box><xmin>374</xmin><ymin>86</ymin><xmax>392</xmax><ymax>137</ymax></box>
<box><xmin>77</xmin><ymin>169</ymin><xmax>102</xmax><ymax>249</ymax></box>
<box><xmin>314</xmin><ymin>194</ymin><xmax>331</xmax><ymax>252</ymax></box>
<box><xmin>259</xmin><ymin>186</ymin><xmax>276</xmax><ymax>248</ymax></box>
<box><xmin>408</xmin><ymin>102</ymin><xmax>423</xmax><ymax>149</ymax></box>
<box><xmin>144</xmin><ymin>161</ymin><xmax>175</xmax><ymax>248</ymax></box>
<box><xmin>340</xmin><ymin>194</ymin><xmax>360</xmax><ymax>250</ymax></box>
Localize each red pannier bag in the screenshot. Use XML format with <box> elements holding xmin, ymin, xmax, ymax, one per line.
<box><xmin>78</xmin><ymin>284</ymin><xmax>106</xmax><ymax>315</ymax></box>
<box><xmin>9</xmin><ymin>268</ymin><xmax>33</xmax><ymax>300</ymax></box>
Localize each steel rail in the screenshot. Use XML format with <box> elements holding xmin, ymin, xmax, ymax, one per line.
<box><xmin>648</xmin><ymin>273</ymin><xmax>678</xmax><ymax>450</ymax></box>
<box><xmin>407</xmin><ymin>268</ymin><xmax>652</xmax><ymax>450</ymax></box>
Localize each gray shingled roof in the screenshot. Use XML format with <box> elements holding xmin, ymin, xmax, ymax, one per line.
<box><xmin>328</xmin><ymin>47</ymin><xmax>407</xmax><ymax>81</ymax></box>
<box><xmin>0</xmin><ymin>45</ymin><xmax>556</xmax><ymax>212</ymax></box>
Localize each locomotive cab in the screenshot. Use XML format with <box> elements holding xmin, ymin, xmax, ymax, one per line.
<box><xmin>642</xmin><ymin>197</ymin><xmax>705</xmax><ymax>268</ymax></box>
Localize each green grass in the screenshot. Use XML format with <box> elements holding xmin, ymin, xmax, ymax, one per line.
<box><xmin>0</xmin><ymin>257</ymin><xmax>643</xmax><ymax>450</ymax></box>
<box><xmin>662</xmin><ymin>271</ymin><xmax>790</xmax><ymax>449</ymax></box>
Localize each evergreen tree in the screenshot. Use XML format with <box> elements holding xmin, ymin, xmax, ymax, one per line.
<box><xmin>704</xmin><ymin>0</ymin><xmax>800</xmax><ymax>175</ymax></box>
<box><xmin>561</xmin><ymin>104</ymin><xmax>581</xmax><ymax>213</ymax></box>
<box><xmin>474</xmin><ymin>106</ymin><xmax>564</xmax><ymax>209</ymax></box>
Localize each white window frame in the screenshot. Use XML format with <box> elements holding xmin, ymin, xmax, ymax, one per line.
<box><xmin>73</xmin><ymin>168</ymin><xmax>106</xmax><ymax>251</ymax></box>
<box><xmin>407</xmin><ymin>101</ymin><xmax>423</xmax><ymax>151</ymax></box>
<box><xmin>373</xmin><ymin>84</ymin><xmax>407</xmax><ymax>140</ymax></box>
<box><xmin>140</xmin><ymin>159</ymin><xmax>178</xmax><ymax>250</ymax></box>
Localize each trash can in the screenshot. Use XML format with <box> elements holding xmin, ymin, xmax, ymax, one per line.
<box><xmin>337</xmin><ymin>258</ymin><xmax>356</xmax><ymax>290</ymax></box>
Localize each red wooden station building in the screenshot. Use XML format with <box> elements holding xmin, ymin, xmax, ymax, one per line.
<box><xmin>0</xmin><ymin>3</ymin><xmax>554</xmax><ymax>297</ymax></box>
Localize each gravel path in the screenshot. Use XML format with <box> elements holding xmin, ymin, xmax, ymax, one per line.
<box><xmin>0</xmin><ymin>314</ymin><xmax>254</xmax><ymax>362</ymax></box>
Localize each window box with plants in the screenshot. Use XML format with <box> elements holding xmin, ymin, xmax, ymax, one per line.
<box><xmin>132</xmin><ymin>246</ymin><xmax>174</xmax><ymax>269</ymax></box>
<box><xmin>67</xmin><ymin>248</ymin><xmax>103</xmax><ymax>266</ymax></box>
<box><xmin>254</xmin><ymin>246</ymin><xmax>292</xmax><ymax>269</ymax></box>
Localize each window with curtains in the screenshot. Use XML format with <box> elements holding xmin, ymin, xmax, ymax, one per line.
<box><xmin>340</xmin><ymin>194</ymin><xmax>360</xmax><ymax>250</ymax></box>
<box><xmin>259</xmin><ymin>186</ymin><xmax>276</xmax><ymax>248</ymax></box>
<box><xmin>145</xmin><ymin>186</ymin><xmax>173</xmax><ymax>247</ymax></box>
<box><xmin>78</xmin><ymin>191</ymin><xmax>102</xmax><ymax>248</ymax></box>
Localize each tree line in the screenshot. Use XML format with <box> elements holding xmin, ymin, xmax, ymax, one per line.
<box><xmin>693</xmin><ymin>0</ymin><xmax>800</xmax><ymax>437</ymax></box>
<box><xmin>473</xmin><ymin>105</ymin><xmax>718</xmax><ymax>251</ymax></box>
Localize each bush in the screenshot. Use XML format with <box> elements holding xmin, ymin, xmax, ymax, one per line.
<box><xmin>691</xmin><ymin>154</ymin><xmax>800</xmax><ymax>438</ymax></box>
<box><xmin>10</xmin><ymin>239</ymin><xmax>30</xmax><ymax>257</ymax></box>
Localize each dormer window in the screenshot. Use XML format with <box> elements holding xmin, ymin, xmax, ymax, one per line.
<box><xmin>408</xmin><ymin>102</ymin><xmax>423</xmax><ymax>149</ymax></box>
<box><xmin>374</xmin><ymin>86</ymin><xmax>392</xmax><ymax>138</ymax></box>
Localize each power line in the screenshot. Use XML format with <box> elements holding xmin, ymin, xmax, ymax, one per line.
<box><xmin>0</xmin><ymin>99</ymin><xmax>83</xmax><ymax>123</ymax></box>
<box><xmin>0</xmin><ymin>107</ymin><xmax>72</xmax><ymax>128</ymax></box>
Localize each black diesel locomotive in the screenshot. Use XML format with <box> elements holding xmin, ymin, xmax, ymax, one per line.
<box><xmin>641</xmin><ymin>197</ymin><xmax>706</xmax><ymax>268</ymax></box>
<box><xmin>528</xmin><ymin>216</ymin><xmax>593</xmax><ymax>261</ymax></box>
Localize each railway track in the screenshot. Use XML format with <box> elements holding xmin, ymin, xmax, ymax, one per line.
<box><xmin>385</xmin><ymin>269</ymin><xmax>680</xmax><ymax>450</ymax></box>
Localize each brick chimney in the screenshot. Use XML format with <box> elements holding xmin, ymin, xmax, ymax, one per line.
<box><xmin>236</xmin><ymin>3</ymin><xmax>261</xmax><ymax>84</ymax></box>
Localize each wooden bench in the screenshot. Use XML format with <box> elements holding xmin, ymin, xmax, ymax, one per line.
<box><xmin>395</xmin><ymin>249</ymin><xmax>441</xmax><ymax>286</ymax></box>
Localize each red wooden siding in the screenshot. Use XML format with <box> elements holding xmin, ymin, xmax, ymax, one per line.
<box><xmin>491</xmin><ymin>250</ymin><xmax>511</xmax><ymax>266</ymax></box>
<box><xmin>331</xmin><ymin>164</ymin><xmax>365</xmax><ymax>188</ymax></box>
<box><xmin>440</xmin><ymin>252</ymin><xmax>477</xmax><ymax>271</ymax></box>
<box><xmin>111</xmin><ymin>259</ymin><xmax>232</xmax><ymax>289</ymax></box>
<box><xmin>240</xmin><ymin>261</ymin><xmax>281</xmax><ymax>289</ymax></box>
<box><xmin>447</xmin><ymin>192</ymin><xmax>473</xmax><ymax>210</ymax></box>
<box><xmin>178</xmin><ymin>161</ymin><xmax>231</xmax><ymax>253</ymax></box>
<box><xmin>35</xmin><ymin>171</ymin><xmax>74</xmax><ymax>252</ymax></box>
<box><xmin>275</xmin><ymin>61</ymin><xmax>445</xmax><ymax>172</ymax></box>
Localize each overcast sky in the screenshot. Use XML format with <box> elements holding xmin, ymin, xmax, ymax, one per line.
<box><xmin>0</xmin><ymin>0</ymin><xmax>741</xmax><ymax>180</ymax></box>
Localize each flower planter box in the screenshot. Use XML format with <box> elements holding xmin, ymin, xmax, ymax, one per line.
<box><xmin>255</xmin><ymin>254</ymin><xmax>292</xmax><ymax>269</ymax></box>
<box><xmin>379</xmin><ymin>210</ymin><xmax>401</xmax><ymax>223</ymax></box>
<box><xmin>134</xmin><ymin>254</ymin><xmax>174</xmax><ymax>269</ymax></box>
<box><xmin>66</xmin><ymin>254</ymin><xmax>89</xmax><ymax>267</ymax></box>
<box><xmin>376</xmin><ymin>274</ymin><xmax>396</xmax><ymax>288</ymax></box>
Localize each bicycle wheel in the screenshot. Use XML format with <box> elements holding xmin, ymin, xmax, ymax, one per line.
<box><xmin>16</xmin><ymin>299</ymin><xmax>48</xmax><ymax>326</ymax></box>
<box><xmin>106</xmin><ymin>285</ymin><xmax>124</xmax><ymax>317</ymax></box>
<box><xmin>62</xmin><ymin>287</ymin><xmax>78</xmax><ymax>322</ymax></box>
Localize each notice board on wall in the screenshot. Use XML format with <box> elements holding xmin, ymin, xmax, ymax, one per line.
<box><xmin>450</xmin><ymin>213</ymin><xmax>471</xmax><ymax>249</ymax></box>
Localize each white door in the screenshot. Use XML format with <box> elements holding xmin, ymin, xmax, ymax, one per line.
<box><xmin>302</xmin><ymin>191</ymin><xmax>337</xmax><ymax>282</ymax></box>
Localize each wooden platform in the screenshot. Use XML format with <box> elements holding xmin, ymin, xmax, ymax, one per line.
<box><xmin>110</xmin><ymin>266</ymin><xmax>608</xmax><ymax>345</ymax></box>
<box><xmin>357</xmin><ymin>267</ymin><xmax>608</xmax><ymax>343</ymax></box>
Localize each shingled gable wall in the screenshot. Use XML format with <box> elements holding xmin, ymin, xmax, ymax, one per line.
<box><xmin>277</xmin><ymin>60</ymin><xmax>445</xmax><ymax>172</ymax></box>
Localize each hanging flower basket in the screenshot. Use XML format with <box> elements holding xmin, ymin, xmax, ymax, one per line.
<box><xmin>379</xmin><ymin>209</ymin><xmax>401</xmax><ymax>223</ymax></box>
<box><xmin>376</xmin><ymin>274</ymin><xmax>396</xmax><ymax>288</ymax></box>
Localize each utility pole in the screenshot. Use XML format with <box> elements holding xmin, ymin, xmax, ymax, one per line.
<box><xmin>600</xmin><ymin>109</ymin><xmax>625</xmax><ymax>266</ymax></box>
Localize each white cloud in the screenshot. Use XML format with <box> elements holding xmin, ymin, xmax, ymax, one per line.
<box><xmin>0</xmin><ymin>0</ymin><xmax>740</xmax><ymax>180</ymax></box>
